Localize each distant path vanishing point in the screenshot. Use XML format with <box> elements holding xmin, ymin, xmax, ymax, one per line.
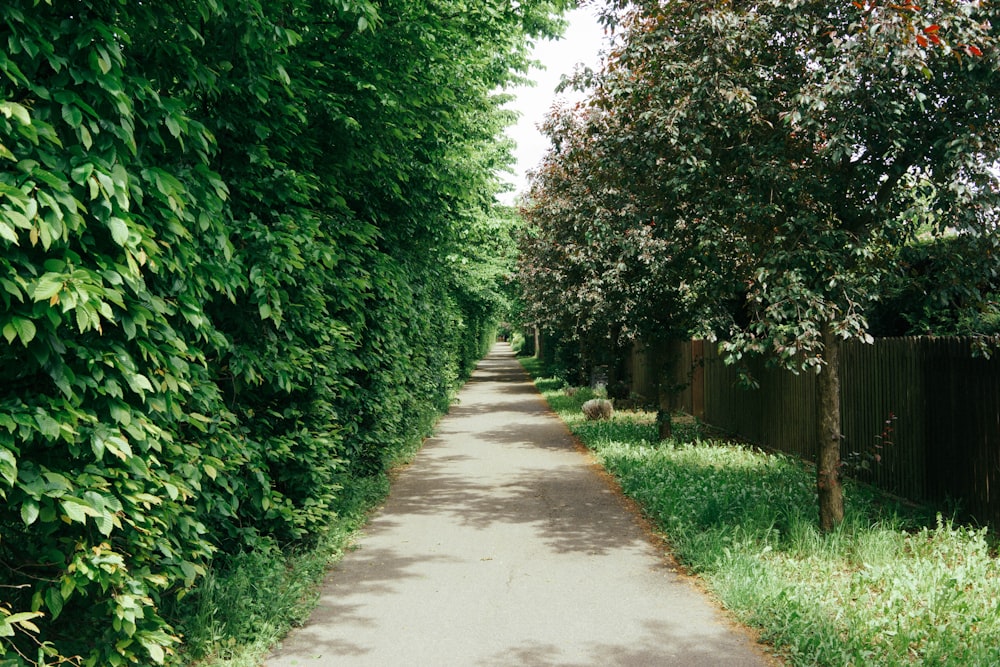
<box><xmin>266</xmin><ymin>343</ymin><xmax>777</xmax><ymax>666</ymax></box>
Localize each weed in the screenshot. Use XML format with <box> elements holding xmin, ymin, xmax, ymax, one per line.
<box><xmin>843</xmin><ymin>411</ymin><xmax>897</xmax><ymax>476</ymax></box>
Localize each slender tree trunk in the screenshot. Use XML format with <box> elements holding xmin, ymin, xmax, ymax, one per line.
<box><xmin>817</xmin><ymin>322</ymin><xmax>844</xmax><ymax>532</ymax></box>
<box><xmin>657</xmin><ymin>408</ymin><xmax>673</xmax><ymax>441</ymax></box>
<box><xmin>656</xmin><ymin>346</ymin><xmax>675</xmax><ymax>440</ymax></box>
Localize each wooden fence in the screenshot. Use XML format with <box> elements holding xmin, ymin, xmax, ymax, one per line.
<box><xmin>634</xmin><ymin>337</ymin><xmax>1000</xmax><ymax>527</ymax></box>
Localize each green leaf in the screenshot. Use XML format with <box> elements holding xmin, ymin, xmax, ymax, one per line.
<box><xmin>52</xmin><ymin>370</ymin><xmax>74</xmax><ymax>399</ymax></box>
<box><xmin>91</xmin><ymin>433</ymin><xmax>106</xmax><ymax>460</ymax></box>
<box><xmin>11</xmin><ymin>317</ymin><xmax>36</xmax><ymax>345</ymax></box>
<box><xmin>61</xmin><ymin>104</ymin><xmax>82</xmax><ymax>129</ymax></box>
<box><xmin>71</xmin><ymin>163</ymin><xmax>94</xmax><ymax>185</ymax></box>
<box><xmin>2</xmin><ymin>611</ymin><xmax>43</xmax><ymax>635</ymax></box>
<box><xmin>109</xmin><ymin>402</ymin><xmax>132</xmax><ymax>426</ymax></box>
<box><xmin>34</xmin><ymin>412</ymin><xmax>60</xmax><ymax>439</ymax></box>
<box><xmin>61</xmin><ymin>576</ymin><xmax>75</xmax><ymax>601</ymax></box>
<box><xmin>1</xmin><ymin>279</ymin><xmax>22</xmax><ymax>302</ymax></box>
<box><xmin>126</xmin><ymin>372</ymin><xmax>154</xmax><ymax>395</ymax></box>
<box><xmin>94</xmin><ymin>510</ymin><xmax>115</xmax><ymax>536</ymax></box>
<box><xmin>0</xmin><ymin>220</ymin><xmax>19</xmax><ymax>245</ymax></box>
<box><xmin>60</xmin><ymin>497</ymin><xmax>88</xmax><ymax>523</ymax></box>
<box><xmin>75</xmin><ymin>304</ymin><xmax>93</xmax><ymax>333</ymax></box>
<box><xmin>104</xmin><ymin>435</ymin><xmax>132</xmax><ymax>461</ymax></box>
<box><xmin>21</xmin><ymin>499</ymin><xmax>39</xmax><ymax>525</ymax></box>
<box><xmin>108</xmin><ymin>217</ymin><xmax>129</xmax><ymax>246</ymax></box>
<box><xmin>32</xmin><ymin>273</ymin><xmax>64</xmax><ymax>302</ymax></box>
<box><xmin>0</xmin><ymin>448</ymin><xmax>16</xmax><ymax>487</ymax></box>
<box><xmin>79</xmin><ymin>123</ymin><xmax>93</xmax><ymax>150</ymax></box>
<box><xmin>164</xmin><ymin>115</ymin><xmax>182</xmax><ymax>139</ymax></box>
<box><xmin>45</xmin><ymin>586</ymin><xmax>64</xmax><ymax>620</ymax></box>
<box><xmin>144</xmin><ymin>640</ymin><xmax>165</xmax><ymax>664</ymax></box>
<box><xmin>4</xmin><ymin>209</ymin><xmax>31</xmax><ymax>230</ymax></box>
<box><xmin>0</xmin><ymin>101</ymin><xmax>31</xmax><ymax>125</ymax></box>
<box><xmin>60</xmin><ymin>496</ymin><xmax>100</xmax><ymax>524</ymax></box>
<box><xmin>179</xmin><ymin>560</ymin><xmax>199</xmax><ymax>586</ymax></box>
<box><xmin>93</xmin><ymin>45</ymin><xmax>112</xmax><ymax>75</ymax></box>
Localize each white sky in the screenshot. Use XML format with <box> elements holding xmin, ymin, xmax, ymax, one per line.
<box><xmin>499</xmin><ymin>7</ymin><xmax>606</xmax><ymax>204</ymax></box>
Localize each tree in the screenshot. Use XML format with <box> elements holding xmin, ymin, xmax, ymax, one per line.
<box><xmin>530</xmin><ymin>0</ymin><xmax>1000</xmax><ymax>530</ymax></box>
<box><xmin>518</xmin><ymin>101</ymin><xmax>700</xmax><ymax>388</ymax></box>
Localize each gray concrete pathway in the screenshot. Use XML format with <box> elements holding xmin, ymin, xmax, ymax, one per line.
<box><xmin>266</xmin><ymin>343</ymin><xmax>776</xmax><ymax>666</ymax></box>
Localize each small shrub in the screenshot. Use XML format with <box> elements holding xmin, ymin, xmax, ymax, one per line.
<box><xmin>581</xmin><ymin>398</ymin><xmax>614</xmax><ymax>420</ymax></box>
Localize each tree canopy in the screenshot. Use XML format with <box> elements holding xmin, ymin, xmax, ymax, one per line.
<box><xmin>519</xmin><ymin>0</ymin><xmax>1000</xmax><ymax>530</ymax></box>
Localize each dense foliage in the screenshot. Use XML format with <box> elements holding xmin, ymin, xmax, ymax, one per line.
<box><xmin>0</xmin><ymin>0</ymin><xmax>564</xmax><ymax>663</ymax></box>
<box><xmin>519</xmin><ymin>102</ymin><xmax>700</xmax><ymax>381</ymax></box>
<box><xmin>519</xmin><ymin>0</ymin><xmax>1000</xmax><ymax>529</ymax></box>
<box><xmin>869</xmin><ymin>235</ymin><xmax>1000</xmax><ymax>336</ymax></box>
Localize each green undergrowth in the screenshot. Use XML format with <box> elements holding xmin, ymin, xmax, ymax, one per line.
<box><xmin>168</xmin><ymin>480</ymin><xmax>382</xmax><ymax>667</ymax></box>
<box><xmin>520</xmin><ymin>357</ymin><xmax>1000</xmax><ymax>667</ymax></box>
<box><xmin>171</xmin><ymin>434</ymin><xmax>423</xmax><ymax>667</ymax></box>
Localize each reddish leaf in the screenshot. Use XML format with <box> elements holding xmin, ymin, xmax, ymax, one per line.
<box><xmin>916</xmin><ymin>34</ymin><xmax>929</xmax><ymax>47</ymax></box>
<box><xmin>923</xmin><ymin>24</ymin><xmax>940</xmax><ymax>34</ymax></box>
<box><xmin>967</xmin><ymin>44</ymin><xmax>983</xmax><ymax>57</ymax></box>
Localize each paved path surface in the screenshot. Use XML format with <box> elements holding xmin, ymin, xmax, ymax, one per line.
<box><xmin>267</xmin><ymin>344</ymin><xmax>776</xmax><ymax>666</ymax></box>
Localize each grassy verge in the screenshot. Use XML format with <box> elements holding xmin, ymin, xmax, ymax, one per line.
<box><xmin>170</xmin><ymin>439</ymin><xmax>425</xmax><ymax>667</ymax></box>
<box><xmin>520</xmin><ymin>357</ymin><xmax>1000</xmax><ymax>667</ymax></box>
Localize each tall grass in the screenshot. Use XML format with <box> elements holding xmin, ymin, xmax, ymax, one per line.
<box><xmin>521</xmin><ymin>358</ymin><xmax>1000</xmax><ymax>667</ymax></box>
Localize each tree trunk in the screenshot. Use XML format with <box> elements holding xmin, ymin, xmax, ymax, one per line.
<box><xmin>816</xmin><ymin>323</ymin><xmax>844</xmax><ymax>532</ymax></box>
<box><xmin>655</xmin><ymin>344</ymin><xmax>677</xmax><ymax>441</ymax></box>
<box><xmin>657</xmin><ymin>409</ymin><xmax>673</xmax><ymax>440</ymax></box>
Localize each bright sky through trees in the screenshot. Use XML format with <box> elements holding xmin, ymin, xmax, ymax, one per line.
<box><xmin>501</xmin><ymin>6</ymin><xmax>604</xmax><ymax>203</ymax></box>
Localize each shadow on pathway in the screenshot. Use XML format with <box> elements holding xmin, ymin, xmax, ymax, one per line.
<box><xmin>266</xmin><ymin>343</ymin><xmax>778</xmax><ymax>666</ymax></box>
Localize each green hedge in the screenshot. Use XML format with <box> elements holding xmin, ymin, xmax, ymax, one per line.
<box><xmin>0</xmin><ymin>0</ymin><xmax>560</xmax><ymax>663</ymax></box>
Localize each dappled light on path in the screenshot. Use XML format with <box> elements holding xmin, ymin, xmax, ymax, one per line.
<box><xmin>267</xmin><ymin>344</ymin><xmax>775</xmax><ymax>666</ymax></box>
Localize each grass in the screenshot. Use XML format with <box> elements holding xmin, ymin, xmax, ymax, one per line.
<box><xmin>520</xmin><ymin>357</ymin><xmax>1000</xmax><ymax>667</ymax></box>
<box><xmin>170</xmin><ymin>438</ymin><xmax>425</xmax><ymax>667</ymax></box>
<box><xmin>168</xmin><ymin>474</ymin><xmax>388</xmax><ymax>667</ymax></box>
